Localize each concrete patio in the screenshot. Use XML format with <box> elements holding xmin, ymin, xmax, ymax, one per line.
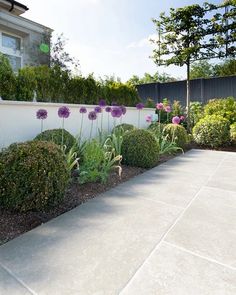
<box><xmin>0</xmin><ymin>149</ymin><xmax>236</xmax><ymax>294</ymax></box>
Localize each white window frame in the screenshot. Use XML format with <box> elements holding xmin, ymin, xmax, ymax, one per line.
<box><xmin>0</xmin><ymin>30</ymin><xmax>23</xmax><ymax>71</ymax></box>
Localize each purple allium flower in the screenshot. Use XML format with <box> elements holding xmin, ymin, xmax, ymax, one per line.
<box><xmin>94</xmin><ymin>106</ymin><xmax>102</xmax><ymax>113</ymax></box>
<box><xmin>80</xmin><ymin>106</ymin><xmax>87</xmax><ymax>114</ymax></box>
<box><xmin>172</xmin><ymin>116</ymin><xmax>180</xmax><ymax>124</ymax></box>
<box><xmin>180</xmin><ymin>115</ymin><xmax>185</xmax><ymax>121</ymax></box>
<box><xmin>120</xmin><ymin>105</ymin><xmax>127</xmax><ymax>115</ymax></box>
<box><xmin>111</xmin><ymin>102</ymin><xmax>118</xmax><ymax>106</ymax></box>
<box><xmin>36</xmin><ymin>109</ymin><xmax>47</xmax><ymax>120</ymax></box>
<box><xmin>156</xmin><ymin>103</ymin><xmax>164</xmax><ymax>110</ymax></box>
<box><xmin>111</xmin><ymin>107</ymin><xmax>122</xmax><ymax>118</ymax></box>
<box><xmin>136</xmin><ymin>103</ymin><xmax>144</xmax><ymax>110</ymax></box>
<box><xmin>145</xmin><ymin>114</ymin><xmax>152</xmax><ymax>123</ymax></box>
<box><xmin>58</xmin><ymin>106</ymin><xmax>70</xmax><ymax>118</ymax></box>
<box><xmin>99</xmin><ymin>99</ymin><xmax>106</xmax><ymax>108</ymax></box>
<box><xmin>105</xmin><ymin>106</ymin><xmax>112</xmax><ymax>112</ymax></box>
<box><xmin>88</xmin><ymin>111</ymin><xmax>97</xmax><ymax>120</ymax></box>
<box><xmin>164</xmin><ymin>105</ymin><xmax>171</xmax><ymax>113</ymax></box>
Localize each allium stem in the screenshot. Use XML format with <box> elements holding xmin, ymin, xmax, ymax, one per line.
<box><xmin>61</xmin><ymin>118</ymin><xmax>64</xmax><ymax>147</ymax></box>
<box><xmin>138</xmin><ymin>110</ymin><xmax>141</xmax><ymax>128</ymax></box>
<box><xmin>41</xmin><ymin>119</ymin><xmax>43</xmax><ymax>133</ymax></box>
<box><xmin>89</xmin><ymin>120</ymin><xmax>93</xmax><ymax>141</ymax></box>
<box><xmin>107</xmin><ymin>113</ymin><xmax>110</xmax><ymax>132</ymax></box>
<box><xmin>79</xmin><ymin>114</ymin><xmax>84</xmax><ymax>141</ymax></box>
<box><xmin>101</xmin><ymin>112</ymin><xmax>103</xmax><ymax>133</ymax></box>
<box><xmin>113</xmin><ymin>118</ymin><xmax>116</xmax><ymax>129</ymax></box>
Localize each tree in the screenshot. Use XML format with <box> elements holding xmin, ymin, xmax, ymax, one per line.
<box><xmin>127</xmin><ymin>71</ymin><xmax>176</xmax><ymax>85</ymax></box>
<box><xmin>152</xmin><ymin>1</ymin><xmax>236</xmax><ymax>129</ymax></box>
<box><xmin>214</xmin><ymin>59</ymin><xmax>236</xmax><ymax>76</ymax></box>
<box><xmin>190</xmin><ymin>60</ymin><xmax>214</xmax><ymax>79</ymax></box>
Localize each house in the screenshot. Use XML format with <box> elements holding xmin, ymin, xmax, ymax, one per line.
<box><xmin>0</xmin><ymin>0</ymin><xmax>52</xmax><ymax>71</ymax></box>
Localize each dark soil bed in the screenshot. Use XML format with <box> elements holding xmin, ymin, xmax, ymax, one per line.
<box><xmin>0</xmin><ymin>153</ymin><xmax>175</xmax><ymax>245</ymax></box>
<box><xmin>187</xmin><ymin>143</ymin><xmax>236</xmax><ymax>153</ymax></box>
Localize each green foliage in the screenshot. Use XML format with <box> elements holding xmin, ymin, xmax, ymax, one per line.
<box><xmin>190</xmin><ymin>101</ymin><xmax>203</xmax><ymax>128</ymax></box>
<box><xmin>0</xmin><ymin>53</ymin><xmax>16</xmax><ymax>100</ymax></box>
<box><xmin>112</xmin><ymin>123</ymin><xmax>135</xmax><ymax>134</ymax></box>
<box><xmin>34</xmin><ymin>129</ymin><xmax>77</xmax><ymax>153</ymax></box>
<box><xmin>158</xmin><ymin>135</ymin><xmax>183</xmax><ymax>155</ymax></box>
<box><xmin>127</xmin><ymin>72</ymin><xmax>176</xmax><ymax>85</ymax></box>
<box><xmin>193</xmin><ymin>115</ymin><xmax>230</xmax><ymax>147</ymax></box>
<box><xmin>122</xmin><ymin>129</ymin><xmax>159</xmax><ymax>168</ymax></box>
<box><xmin>0</xmin><ymin>141</ymin><xmax>70</xmax><ymax>211</ymax></box>
<box><xmin>190</xmin><ymin>60</ymin><xmax>214</xmax><ymax>79</ymax></box>
<box><xmin>214</xmin><ymin>59</ymin><xmax>236</xmax><ymax>77</ymax></box>
<box><xmin>148</xmin><ymin>123</ymin><xmax>166</xmax><ymax>138</ymax></box>
<box><xmin>145</xmin><ymin>98</ymin><xmax>156</xmax><ymax>108</ymax></box>
<box><xmin>230</xmin><ymin>123</ymin><xmax>236</xmax><ymax>143</ymax></box>
<box><xmin>171</xmin><ymin>100</ymin><xmax>184</xmax><ymax>117</ymax></box>
<box><xmin>162</xmin><ymin>124</ymin><xmax>188</xmax><ymax>148</ymax></box>
<box><xmin>204</xmin><ymin>97</ymin><xmax>236</xmax><ymax>124</ymax></box>
<box><xmin>16</xmin><ymin>67</ymin><xmax>37</xmax><ymax>101</ymax></box>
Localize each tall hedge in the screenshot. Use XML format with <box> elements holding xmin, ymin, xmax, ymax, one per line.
<box><xmin>1</xmin><ymin>64</ymin><xmax>140</xmax><ymax>106</ymax></box>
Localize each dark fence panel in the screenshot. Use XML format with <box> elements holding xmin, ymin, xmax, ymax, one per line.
<box><xmin>136</xmin><ymin>75</ymin><xmax>236</xmax><ymax>106</ymax></box>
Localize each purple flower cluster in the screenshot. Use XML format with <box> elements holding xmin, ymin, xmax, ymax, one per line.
<box><xmin>58</xmin><ymin>106</ymin><xmax>70</xmax><ymax>118</ymax></box>
<box><xmin>80</xmin><ymin>106</ymin><xmax>87</xmax><ymax>114</ymax></box>
<box><xmin>111</xmin><ymin>107</ymin><xmax>122</xmax><ymax>118</ymax></box>
<box><xmin>120</xmin><ymin>105</ymin><xmax>127</xmax><ymax>115</ymax></box>
<box><xmin>88</xmin><ymin>111</ymin><xmax>97</xmax><ymax>120</ymax></box>
<box><xmin>136</xmin><ymin>103</ymin><xmax>144</xmax><ymax>110</ymax></box>
<box><xmin>36</xmin><ymin>109</ymin><xmax>47</xmax><ymax>120</ymax></box>
<box><xmin>172</xmin><ymin>116</ymin><xmax>180</xmax><ymax>124</ymax></box>
<box><xmin>105</xmin><ymin>106</ymin><xmax>112</xmax><ymax>113</ymax></box>
<box><xmin>156</xmin><ymin>103</ymin><xmax>164</xmax><ymax>110</ymax></box>
<box><xmin>94</xmin><ymin>106</ymin><xmax>102</xmax><ymax>113</ymax></box>
<box><xmin>99</xmin><ymin>99</ymin><xmax>106</xmax><ymax>108</ymax></box>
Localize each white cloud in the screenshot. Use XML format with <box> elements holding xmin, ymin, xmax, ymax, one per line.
<box><xmin>127</xmin><ymin>34</ymin><xmax>157</xmax><ymax>49</ymax></box>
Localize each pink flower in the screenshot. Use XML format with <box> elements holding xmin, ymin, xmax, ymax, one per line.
<box><xmin>156</xmin><ymin>103</ymin><xmax>164</xmax><ymax>110</ymax></box>
<box><xmin>172</xmin><ymin>116</ymin><xmax>180</xmax><ymax>124</ymax></box>
<box><xmin>180</xmin><ymin>115</ymin><xmax>185</xmax><ymax>121</ymax></box>
<box><xmin>164</xmin><ymin>105</ymin><xmax>171</xmax><ymax>113</ymax></box>
<box><xmin>145</xmin><ymin>115</ymin><xmax>152</xmax><ymax>123</ymax></box>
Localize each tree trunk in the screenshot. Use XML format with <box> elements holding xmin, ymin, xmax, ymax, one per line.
<box><xmin>186</xmin><ymin>61</ymin><xmax>190</xmax><ymax>132</ymax></box>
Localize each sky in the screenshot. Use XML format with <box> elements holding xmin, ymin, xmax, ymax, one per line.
<box><xmin>23</xmin><ymin>0</ymin><xmax>222</xmax><ymax>81</ymax></box>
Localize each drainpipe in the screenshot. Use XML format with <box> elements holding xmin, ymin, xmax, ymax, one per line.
<box><xmin>9</xmin><ymin>0</ymin><xmax>15</xmax><ymax>12</ymax></box>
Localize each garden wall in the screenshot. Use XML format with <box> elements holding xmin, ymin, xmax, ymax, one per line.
<box><xmin>0</xmin><ymin>101</ymin><xmax>152</xmax><ymax>149</ymax></box>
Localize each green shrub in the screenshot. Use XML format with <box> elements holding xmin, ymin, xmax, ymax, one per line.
<box><xmin>0</xmin><ymin>53</ymin><xmax>16</xmax><ymax>100</ymax></box>
<box><xmin>230</xmin><ymin>123</ymin><xmax>236</xmax><ymax>143</ymax></box>
<box><xmin>204</xmin><ymin>97</ymin><xmax>236</xmax><ymax>124</ymax></box>
<box><xmin>121</xmin><ymin>129</ymin><xmax>159</xmax><ymax>168</ymax></box>
<box><xmin>162</xmin><ymin>124</ymin><xmax>188</xmax><ymax>148</ymax></box>
<box><xmin>16</xmin><ymin>67</ymin><xmax>37</xmax><ymax>101</ymax></box>
<box><xmin>193</xmin><ymin>115</ymin><xmax>230</xmax><ymax>148</ymax></box>
<box><xmin>112</xmin><ymin>123</ymin><xmax>135</xmax><ymax>134</ymax></box>
<box><xmin>148</xmin><ymin>123</ymin><xmax>166</xmax><ymax>137</ymax></box>
<box><xmin>34</xmin><ymin>129</ymin><xmax>76</xmax><ymax>153</ymax></box>
<box><xmin>189</xmin><ymin>101</ymin><xmax>203</xmax><ymax>128</ymax></box>
<box><xmin>0</xmin><ymin>141</ymin><xmax>70</xmax><ymax>211</ymax></box>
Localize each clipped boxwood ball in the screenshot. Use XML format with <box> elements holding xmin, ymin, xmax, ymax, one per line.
<box><xmin>162</xmin><ymin>124</ymin><xmax>188</xmax><ymax>148</ymax></box>
<box><xmin>0</xmin><ymin>141</ymin><xmax>70</xmax><ymax>211</ymax></box>
<box><xmin>193</xmin><ymin>115</ymin><xmax>230</xmax><ymax>148</ymax></box>
<box><xmin>34</xmin><ymin>128</ymin><xmax>76</xmax><ymax>153</ymax></box>
<box><xmin>121</xmin><ymin>129</ymin><xmax>159</xmax><ymax>168</ymax></box>
<box><xmin>112</xmin><ymin>123</ymin><xmax>135</xmax><ymax>134</ymax></box>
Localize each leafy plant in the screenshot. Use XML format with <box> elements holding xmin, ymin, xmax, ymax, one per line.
<box><xmin>100</xmin><ymin>150</ymin><xmax>122</xmax><ymax>183</ymax></box>
<box><xmin>122</xmin><ymin>129</ymin><xmax>159</xmax><ymax>168</ymax></box>
<box><xmin>0</xmin><ymin>53</ymin><xmax>16</xmax><ymax>100</ymax></box>
<box><xmin>204</xmin><ymin>97</ymin><xmax>236</xmax><ymax>125</ymax></box>
<box><xmin>193</xmin><ymin>115</ymin><xmax>230</xmax><ymax>148</ymax></box>
<box><xmin>0</xmin><ymin>141</ymin><xmax>70</xmax><ymax>211</ymax></box>
<box><xmin>190</xmin><ymin>101</ymin><xmax>203</xmax><ymax>128</ymax></box>
<box><xmin>162</xmin><ymin>124</ymin><xmax>188</xmax><ymax>148</ymax></box>
<box><xmin>230</xmin><ymin>123</ymin><xmax>236</xmax><ymax>143</ymax></box>
<box><xmin>158</xmin><ymin>135</ymin><xmax>183</xmax><ymax>155</ymax></box>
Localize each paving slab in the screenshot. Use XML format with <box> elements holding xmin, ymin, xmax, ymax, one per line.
<box><xmin>0</xmin><ymin>265</ymin><xmax>32</xmax><ymax>295</ymax></box>
<box><xmin>120</xmin><ymin>242</ymin><xmax>236</xmax><ymax>295</ymax></box>
<box><xmin>165</xmin><ymin>186</ymin><xmax>236</xmax><ymax>266</ymax></box>
<box><xmin>0</xmin><ymin>149</ymin><xmax>235</xmax><ymax>294</ymax></box>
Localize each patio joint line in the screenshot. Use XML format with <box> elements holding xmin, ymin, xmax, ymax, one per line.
<box><xmin>163</xmin><ymin>241</ymin><xmax>236</xmax><ymax>271</ymax></box>
<box><xmin>119</xmin><ymin>152</ymin><xmax>228</xmax><ymax>294</ymax></box>
<box><xmin>0</xmin><ymin>262</ymin><xmax>38</xmax><ymax>295</ymax></box>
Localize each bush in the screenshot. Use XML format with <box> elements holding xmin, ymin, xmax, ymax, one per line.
<box><xmin>0</xmin><ymin>141</ymin><xmax>70</xmax><ymax>211</ymax></box>
<box><xmin>112</xmin><ymin>123</ymin><xmax>135</xmax><ymax>134</ymax></box>
<box><xmin>193</xmin><ymin>115</ymin><xmax>230</xmax><ymax>148</ymax></box>
<box><xmin>34</xmin><ymin>129</ymin><xmax>76</xmax><ymax>153</ymax></box>
<box><xmin>0</xmin><ymin>53</ymin><xmax>16</xmax><ymax>100</ymax></box>
<box><xmin>148</xmin><ymin>123</ymin><xmax>166</xmax><ymax>137</ymax></box>
<box><xmin>121</xmin><ymin>129</ymin><xmax>159</xmax><ymax>168</ymax></box>
<box><xmin>204</xmin><ymin>97</ymin><xmax>236</xmax><ymax>125</ymax></box>
<box><xmin>230</xmin><ymin>123</ymin><xmax>236</xmax><ymax>143</ymax></box>
<box><xmin>162</xmin><ymin>124</ymin><xmax>188</xmax><ymax>148</ymax></box>
<box><xmin>16</xmin><ymin>67</ymin><xmax>37</xmax><ymax>101</ymax></box>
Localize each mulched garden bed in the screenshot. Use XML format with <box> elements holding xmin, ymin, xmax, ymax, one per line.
<box><xmin>0</xmin><ymin>153</ymin><xmax>176</xmax><ymax>245</ymax></box>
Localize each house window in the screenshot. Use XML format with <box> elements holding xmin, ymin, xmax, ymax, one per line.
<box><xmin>0</xmin><ymin>31</ymin><xmax>23</xmax><ymax>72</ymax></box>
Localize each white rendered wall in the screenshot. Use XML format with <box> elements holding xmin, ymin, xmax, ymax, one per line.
<box><xmin>0</xmin><ymin>101</ymin><xmax>154</xmax><ymax>149</ymax></box>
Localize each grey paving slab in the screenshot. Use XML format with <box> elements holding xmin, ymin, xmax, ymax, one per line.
<box><xmin>120</xmin><ymin>242</ymin><xmax>236</xmax><ymax>295</ymax></box>
<box><xmin>0</xmin><ymin>192</ymin><xmax>181</xmax><ymax>295</ymax></box>
<box><xmin>0</xmin><ymin>265</ymin><xmax>32</xmax><ymax>295</ymax></box>
<box><xmin>165</xmin><ymin>186</ymin><xmax>236</xmax><ymax>266</ymax></box>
